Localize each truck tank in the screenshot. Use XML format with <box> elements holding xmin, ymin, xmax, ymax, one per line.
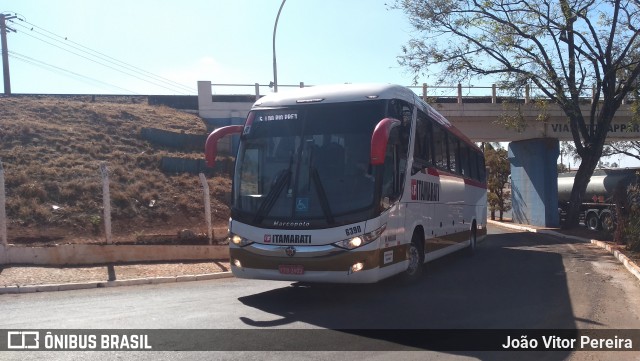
<box><xmin>558</xmin><ymin>168</ymin><xmax>639</xmax><ymax>205</ymax></box>
<box><xmin>558</xmin><ymin>168</ymin><xmax>639</xmax><ymax>231</ymax></box>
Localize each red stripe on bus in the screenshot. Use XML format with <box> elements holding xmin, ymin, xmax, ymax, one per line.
<box><xmin>464</xmin><ymin>178</ymin><xmax>488</xmax><ymax>189</ymax></box>
<box><xmin>427</xmin><ymin>167</ymin><xmax>440</xmax><ymax>177</ymax></box>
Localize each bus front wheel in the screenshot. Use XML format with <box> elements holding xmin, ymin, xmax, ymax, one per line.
<box><xmin>402</xmin><ymin>231</ymin><xmax>424</xmax><ymax>283</ymax></box>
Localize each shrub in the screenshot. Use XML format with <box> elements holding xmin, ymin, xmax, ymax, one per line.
<box><xmin>616</xmin><ymin>183</ymin><xmax>640</xmax><ymax>252</ymax></box>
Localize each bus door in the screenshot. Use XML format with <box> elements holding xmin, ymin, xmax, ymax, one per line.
<box><xmin>379</xmin><ymin>123</ymin><xmax>408</xmax><ymax>266</ymax></box>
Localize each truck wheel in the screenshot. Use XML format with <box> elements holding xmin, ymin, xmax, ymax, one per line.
<box><xmin>586</xmin><ymin>212</ymin><xmax>601</xmax><ymax>231</ymax></box>
<box><xmin>600</xmin><ymin>211</ymin><xmax>616</xmax><ymax>233</ymax></box>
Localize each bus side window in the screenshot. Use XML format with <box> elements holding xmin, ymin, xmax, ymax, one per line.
<box><xmin>449</xmin><ymin>136</ymin><xmax>460</xmax><ymax>174</ymax></box>
<box><xmin>477</xmin><ymin>152</ymin><xmax>487</xmax><ymax>182</ymax></box>
<box><xmin>469</xmin><ymin>149</ymin><xmax>479</xmax><ymax>181</ymax></box>
<box><xmin>413</xmin><ymin>110</ymin><xmax>431</xmax><ymax>167</ymax></box>
<box><xmin>432</xmin><ymin>125</ymin><xmax>447</xmax><ymax>170</ymax></box>
<box><xmin>460</xmin><ymin>143</ymin><xmax>470</xmax><ymax>177</ymax></box>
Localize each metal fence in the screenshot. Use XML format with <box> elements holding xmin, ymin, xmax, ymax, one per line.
<box><xmin>210</xmin><ymin>82</ymin><xmax>635</xmax><ymax>105</ymax></box>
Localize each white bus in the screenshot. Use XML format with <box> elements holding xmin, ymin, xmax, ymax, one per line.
<box><xmin>205</xmin><ymin>83</ymin><xmax>487</xmax><ymax>283</ymax></box>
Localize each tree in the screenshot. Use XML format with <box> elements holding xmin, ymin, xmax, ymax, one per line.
<box><xmin>396</xmin><ymin>0</ymin><xmax>640</xmax><ymax>228</ymax></box>
<box><xmin>485</xmin><ymin>144</ymin><xmax>511</xmax><ymax>221</ymax></box>
<box><xmin>604</xmin><ymin>141</ymin><xmax>640</xmax><ymax>161</ymax></box>
<box><xmin>558</xmin><ymin>163</ymin><xmax>570</xmax><ymax>173</ymax></box>
<box><xmin>559</xmin><ymin>141</ymin><xmax>579</xmax><ymax>170</ymax></box>
<box><xmin>603</xmin><ymin>81</ymin><xmax>640</xmax><ymax>161</ymax></box>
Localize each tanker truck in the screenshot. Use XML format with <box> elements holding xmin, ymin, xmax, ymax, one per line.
<box><xmin>558</xmin><ymin>168</ymin><xmax>639</xmax><ymax>231</ymax></box>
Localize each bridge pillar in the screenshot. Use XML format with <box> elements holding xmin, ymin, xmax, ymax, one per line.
<box><xmin>508</xmin><ymin>138</ymin><xmax>559</xmax><ymax>227</ymax></box>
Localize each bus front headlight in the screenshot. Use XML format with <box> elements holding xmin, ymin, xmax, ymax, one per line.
<box><xmin>229</xmin><ymin>233</ymin><xmax>254</xmax><ymax>247</ymax></box>
<box><xmin>333</xmin><ymin>224</ymin><xmax>386</xmax><ymax>250</ymax></box>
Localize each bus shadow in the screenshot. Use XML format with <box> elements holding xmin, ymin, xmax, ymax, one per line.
<box><xmin>237</xmin><ymin>231</ymin><xmax>579</xmax><ymax>359</ymax></box>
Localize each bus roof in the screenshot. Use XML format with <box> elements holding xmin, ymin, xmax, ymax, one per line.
<box><xmin>253</xmin><ymin>83</ymin><xmax>480</xmax><ymax>152</ymax></box>
<box><xmin>253</xmin><ymin>83</ymin><xmax>415</xmax><ymax>107</ymax></box>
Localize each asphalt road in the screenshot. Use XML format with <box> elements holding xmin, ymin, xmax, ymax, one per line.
<box><xmin>2</xmin><ymin>225</ymin><xmax>640</xmax><ymax>360</ymax></box>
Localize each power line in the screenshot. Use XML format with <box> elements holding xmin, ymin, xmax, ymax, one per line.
<box><xmin>8</xmin><ymin>50</ymin><xmax>139</xmax><ymax>94</ymax></box>
<box><xmin>11</xmin><ymin>19</ymin><xmax>195</xmax><ymax>94</ymax></box>
<box><xmin>6</xmin><ymin>13</ymin><xmax>196</xmax><ymax>94</ymax></box>
<box><xmin>13</xmin><ymin>27</ymin><xmax>191</xmax><ymax>95</ymax></box>
<box><xmin>15</xmin><ymin>16</ymin><xmax>196</xmax><ymax>93</ymax></box>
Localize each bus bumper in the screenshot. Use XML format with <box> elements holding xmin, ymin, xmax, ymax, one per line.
<box><xmin>229</xmin><ymin>243</ymin><xmax>408</xmax><ymax>284</ymax></box>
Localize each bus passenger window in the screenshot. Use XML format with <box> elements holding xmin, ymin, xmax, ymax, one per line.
<box><xmin>449</xmin><ymin>137</ymin><xmax>460</xmax><ymax>174</ymax></box>
<box><xmin>432</xmin><ymin>125</ymin><xmax>447</xmax><ymax>170</ymax></box>
<box><xmin>477</xmin><ymin>152</ymin><xmax>487</xmax><ymax>182</ymax></box>
<box><xmin>459</xmin><ymin>144</ymin><xmax>470</xmax><ymax>177</ymax></box>
<box><xmin>389</xmin><ymin>99</ymin><xmax>413</xmax><ymax>127</ymax></box>
<box><xmin>413</xmin><ymin>111</ymin><xmax>431</xmax><ymax>164</ymax></box>
<box><xmin>469</xmin><ymin>150</ymin><xmax>479</xmax><ymax>180</ymax></box>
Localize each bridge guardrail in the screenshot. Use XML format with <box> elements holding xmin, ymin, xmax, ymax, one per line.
<box><xmin>210</xmin><ymin>82</ymin><xmax>637</xmax><ymax>105</ymax></box>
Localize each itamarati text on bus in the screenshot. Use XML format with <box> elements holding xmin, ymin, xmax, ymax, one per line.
<box><xmin>205</xmin><ymin>83</ymin><xmax>487</xmax><ymax>283</ymax></box>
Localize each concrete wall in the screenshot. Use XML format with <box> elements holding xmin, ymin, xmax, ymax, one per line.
<box><xmin>1</xmin><ymin>244</ymin><xmax>229</xmax><ymax>266</ymax></box>
<box><xmin>140</xmin><ymin>127</ymin><xmax>207</xmax><ymax>150</ymax></box>
<box><xmin>198</xmin><ymin>81</ymin><xmax>254</xmax><ymax>155</ymax></box>
<box><xmin>198</xmin><ymin>81</ymin><xmax>254</xmax><ymax>121</ymax></box>
<box><xmin>148</xmin><ymin>95</ymin><xmax>198</xmax><ymax>110</ymax></box>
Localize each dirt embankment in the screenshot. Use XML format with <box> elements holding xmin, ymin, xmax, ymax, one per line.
<box><xmin>0</xmin><ymin>95</ymin><xmax>231</xmax><ymax>246</ymax></box>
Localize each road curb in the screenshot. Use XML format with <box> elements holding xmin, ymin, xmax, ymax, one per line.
<box><xmin>0</xmin><ymin>271</ymin><xmax>234</xmax><ymax>295</ymax></box>
<box><xmin>488</xmin><ymin>220</ymin><xmax>640</xmax><ymax>283</ymax></box>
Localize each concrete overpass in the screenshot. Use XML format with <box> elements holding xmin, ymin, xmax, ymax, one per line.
<box><xmin>439</xmin><ymin>102</ymin><xmax>636</xmax><ymax>142</ymax></box>
<box><xmin>197</xmin><ymin>81</ymin><xmax>637</xmax><ymax>228</ymax></box>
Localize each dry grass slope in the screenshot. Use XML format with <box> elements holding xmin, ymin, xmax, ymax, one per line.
<box><xmin>0</xmin><ymin>96</ymin><xmax>231</xmax><ymax>244</ymax></box>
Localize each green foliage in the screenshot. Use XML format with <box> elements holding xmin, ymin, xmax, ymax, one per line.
<box><xmin>497</xmin><ymin>102</ymin><xmax>528</xmax><ymax>133</ymax></box>
<box><xmin>557</xmin><ymin>163</ymin><xmax>569</xmax><ymax>173</ymax></box>
<box><xmin>485</xmin><ymin>145</ymin><xmax>511</xmax><ymax>220</ymax></box>
<box><xmin>616</xmin><ymin>183</ymin><xmax>640</xmax><ymax>252</ymax></box>
<box><xmin>395</xmin><ymin>0</ymin><xmax>640</xmax><ymax>227</ymax></box>
<box><xmin>496</xmin><ymin>98</ymin><xmax>550</xmax><ymax>133</ymax></box>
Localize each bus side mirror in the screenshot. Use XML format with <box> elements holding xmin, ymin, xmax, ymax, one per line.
<box><xmin>370</xmin><ymin>118</ymin><xmax>401</xmax><ymax>166</ymax></box>
<box><xmin>205</xmin><ymin>125</ymin><xmax>244</xmax><ymax>167</ymax></box>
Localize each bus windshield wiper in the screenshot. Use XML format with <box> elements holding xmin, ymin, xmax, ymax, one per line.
<box><xmin>253</xmin><ymin>169</ymin><xmax>291</xmax><ymax>224</ymax></box>
<box><xmin>311</xmin><ymin>166</ymin><xmax>335</xmax><ymax>224</ymax></box>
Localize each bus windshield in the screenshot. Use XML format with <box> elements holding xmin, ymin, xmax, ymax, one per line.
<box><xmin>233</xmin><ymin>100</ymin><xmax>387</xmax><ymax>227</ymax></box>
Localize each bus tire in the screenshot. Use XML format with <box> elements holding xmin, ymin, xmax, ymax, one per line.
<box><xmin>402</xmin><ymin>231</ymin><xmax>424</xmax><ymax>283</ymax></box>
<box><xmin>586</xmin><ymin>211</ymin><xmax>601</xmax><ymax>231</ymax></box>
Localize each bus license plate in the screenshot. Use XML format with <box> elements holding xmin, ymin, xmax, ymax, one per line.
<box><xmin>279</xmin><ymin>265</ymin><xmax>304</xmax><ymax>275</ymax></box>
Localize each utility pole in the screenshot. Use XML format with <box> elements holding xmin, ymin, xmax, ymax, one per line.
<box><xmin>1</xmin><ymin>13</ymin><xmax>17</xmax><ymax>95</ymax></box>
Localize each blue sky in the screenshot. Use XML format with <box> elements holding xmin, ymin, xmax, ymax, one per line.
<box><xmin>2</xmin><ymin>0</ymin><xmax>435</xmax><ymax>96</ymax></box>
<box><xmin>2</xmin><ymin>0</ymin><xmax>638</xmax><ymax>167</ymax></box>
